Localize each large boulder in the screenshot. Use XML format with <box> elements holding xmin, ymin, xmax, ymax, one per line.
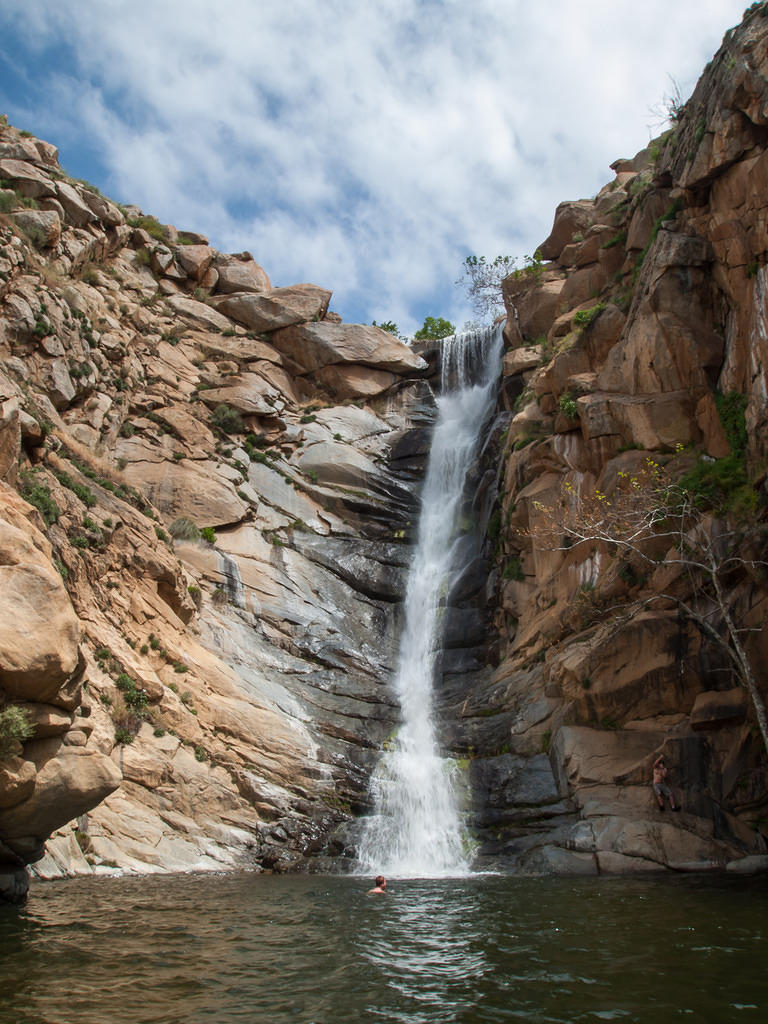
<box><xmin>0</xmin><ymin>159</ymin><xmax>56</xmax><ymax>198</ymax></box>
<box><xmin>315</xmin><ymin>363</ymin><xmax>398</xmax><ymax>399</ymax></box>
<box><xmin>214</xmin><ymin>257</ymin><xmax>271</xmax><ymax>294</ymax></box>
<box><xmin>539</xmin><ymin>200</ymin><xmax>596</xmax><ymax>261</ymax></box>
<box><xmin>54</xmin><ymin>181</ymin><xmax>99</xmax><ymax>227</ymax></box>
<box><xmin>0</xmin><ymin>517</ymin><xmax>80</xmax><ymax>703</ymax></box>
<box><xmin>269</xmin><ymin>322</ymin><xmax>427</xmax><ymax>374</ymax></box>
<box><xmin>120</xmin><ymin>455</ymin><xmax>249</xmax><ymax>528</ymax></box>
<box><xmin>11</xmin><ymin>209</ymin><xmax>61</xmax><ymax>248</ymax></box>
<box><xmin>212</xmin><ymin>284</ymin><xmax>331</xmax><ymax>332</ymax></box>
<box><xmin>200</xmin><ymin>373</ymin><xmax>286</xmax><ymax>417</ymax></box>
<box><xmin>0</xmin><ymin>742</ymin><xmax>122</xmax><ymax>858</ymax></box>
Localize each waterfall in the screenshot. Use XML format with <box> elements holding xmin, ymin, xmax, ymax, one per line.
<box><xmin>357</xmin><ymin>324</ymin><xmax>503</xmax><ymax>877</ymax></box>
<box><xmin>217</xmin><ymin>552</ymin><xmax>246</xmax><ymax>609</ymax></box>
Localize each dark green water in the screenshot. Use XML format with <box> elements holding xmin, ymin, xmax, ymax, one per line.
<box><xmin>1</xmin><ymin>872</ymin><xmax>766</xmax><ymax>1023</ymax></box>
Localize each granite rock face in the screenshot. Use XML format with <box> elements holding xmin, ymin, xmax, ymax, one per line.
<box><xmin>462</xmin><ymin>7</ymin><xmax>768</xmax><ymax>875</ymax></box>
<box><xmin>0</xmin><ymin>114</ymin><xmax>431</xmax><ymax>900</ymax></box>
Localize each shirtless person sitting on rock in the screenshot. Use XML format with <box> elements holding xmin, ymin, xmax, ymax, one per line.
<box><xmin>653</xmin><ymin>755</ymin><xmax>681</xmax><ymax>812</ymax></box>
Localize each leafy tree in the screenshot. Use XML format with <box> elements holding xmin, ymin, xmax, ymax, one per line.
<box><xmin>372</xmin><ymin>320</ymin><xmax>400</xmax><ymax>335</ymax></box>
<box><xmin>456</xmin><ymin>255</ymin><xmax>515</xmax><ymax>319</ymax></box>
<box><xmin>530</xmin><ymin>452</ymin><xmax>768</xmax><ymax>755</ymax></box>
<box><xmin>456</xmin><ymin>252</ymin><xmax>545</xmax><ymax>320</ymax></box>
<box><xmin>413</xmin><ymin>316</ymin><xmax>455</xmax><ymax>341</ymax></box>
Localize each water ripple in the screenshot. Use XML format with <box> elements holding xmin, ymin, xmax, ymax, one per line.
<box><xmin>0</xmin><ymin>873</ymin><xmax>767</xmax><ymax>1023</ymax></box>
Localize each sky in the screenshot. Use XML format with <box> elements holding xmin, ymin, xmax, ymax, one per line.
<box><xmin>0</xmin><ymin>0</ymin><xmax>749</xmax><ymax>335</ymax></box>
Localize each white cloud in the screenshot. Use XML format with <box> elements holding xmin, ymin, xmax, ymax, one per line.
<box><xmin>0</xmin><ymin>0</ymin><xmax>747</xmax><ymax>333</ymax></box>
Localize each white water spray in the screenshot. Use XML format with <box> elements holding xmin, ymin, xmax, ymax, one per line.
<box><xmin>358</xmin><ymin>325</ymin><xmax>503</xmax><ymax>877</ymax></box>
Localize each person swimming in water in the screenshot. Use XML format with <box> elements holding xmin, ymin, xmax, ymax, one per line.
<box><xmin>367</xmin><ymin>875</ymin><xmax>387</xmax><ymax>894</ymax></box>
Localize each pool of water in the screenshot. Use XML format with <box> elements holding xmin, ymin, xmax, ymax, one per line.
<box><xmin>1</xmin><ymin>872</ymin><xmax>766</xmax><ymax>1023</ymax></box>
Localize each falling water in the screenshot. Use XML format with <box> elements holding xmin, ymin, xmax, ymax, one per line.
<box><xmin>217</xmin><ymin>552</ymin><xmax>246</xmax><ymax>609</ymax></box>
<box><xmin>358</xmin><ymin>324</ymin><xmax>503</xmax><ymax>877</ymax></box>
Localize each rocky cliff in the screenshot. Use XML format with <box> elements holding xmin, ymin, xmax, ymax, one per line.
<box><xmin>456</xmin><ymin>3</ymin><xmax>768</xmax><ymax>875</ymax></box>
<box><xmin>3</xmin><ymin>5</ymin><xmax>768</xmax><ymax>901</ymax></box>
<box><xmin>0</xmin><ymin>113</ymin><xmax>443</xmax><ymax>900</ymax></box>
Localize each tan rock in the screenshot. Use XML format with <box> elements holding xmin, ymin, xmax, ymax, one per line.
<box><xmin>0</xmin><ymin>396</ymin><xmax>21</xmax><ymax>481</ymax></box>
<box><xmin>120</xmin><ymin>456</ymin><xmax>248</xmax><ymax>528</ymax></box>
<box><xmin>54</xmin><ymin>181</ymin><xmax>99</xmax><ymax>227</ymax></box>
<box><xmin>214</xmin><ymin>258</ymin><xmax>271</xmax><ymax>294</ymax></box>
<box><xmin>155</xmin><ymin>404</ymin><xmax>216</xmax><ymax>452</ymax></box>
<box><xmin>0</xmin><ymin>158</ymin><xmax>56</xmax><ymax>198</ymax></box>
<box><xmin>270</xmin><ymin>321</ymin><xmax>427</xmax><ymax>374</ymax></box>
<box><xmin>539</xmin><ymin>200</ymin><xmax>596</xmax><ymax>261</ymax></box>
<box><xmin>559</xmin><ymin>265</ymin><xmax>608</xmax><ymax>311</ymax></box>
<box><xmin>182</xmin><ymin>330</ymin><xmax>284</xmax><ymax>366</ymax></box>
<box><xmin>11</xmin><ymin>209</ymin><xmax>61</xmax><ymax>248</ymax></box>
<box><xmin>314</xmin><ymin>363</ymin><xmax>397</xmax><ymax>399</ymax></box>
<box><xmin>503</xmin><ymin>346</ymin><xmax>542</xmax><ymax>376</ymax></box>
<box><xmin>200</xmin><ymin>373</ymin><xmax>284</xmax><ymax>417</ymax></box>
<box><xmin>174</xmin><ymin>244</ymin><xmax>214</xmax><ymax>282</ymax></box>
<box><xmin>0</xmin><ymin>519</ymin><xmax>80</xmax><ymax>703</ymax></box>
<box><xmin>17</xmin><ymin>703</ymin><xmax>74</xmax><ymax>739</ymax></box>
<box><xmin>0</xmin><ymin>138</ymin><xmax>44</xmax><ymax>164</ymax></box>
<box><xmin>166</xmin><ymin>294</ymin><xmax>234</xmax><ymax>333</ymax></box>
<box><xmin>0</xmin><ymin>757</ymin><xmax>36</xmax><ymax>810</ymax></box>
<box><xmin>690</xmin><ymin>688</ymin><xmax>747</xmax><ymax>731</ymax></box>
<box><xmin>212</xmin><ymin>284</ymin><xmax>331</xmax><ymax>332</ymax></box>
<box><xmin>626</xmin><ymin>188</ymin><xmax>672</xmax><ymax>251</ymax></box>
<box><xmin>0</xmin><ymin>743</ymin><xmax>122</xmax><ymax>850</ymax></box>
<box><xmin>695</xmin><ymin>392</ymin><xmax>731</xmax><ymax>457</ymax></box>
<box><xmin>295</xmin><ymin>441</ymin><xmax>382</xmax><ymax>488</ymax></box>
<box><xmin>579</xmin><ymin>391</ymin><xmax>697</xmax><ymax>449</ymax></box>
<box><xmin>80</xmin><ymin>190</ymin><xmax>125</xmax><ymax>227</ymax></box>
<box><xmin>503</xmin><ymin>277</ymin><xmax>565</xmax><ymax>341</ymax></box>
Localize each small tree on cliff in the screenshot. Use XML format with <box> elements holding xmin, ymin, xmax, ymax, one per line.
<box><xmin>457</xmin><ymin>251</ymin><xmax>546</xmax><ymax>320</ymax></box>
<box><xmin>372</xmin><ymin>320</ymin><xmax>404</xmax><ymax>339</ymax></box>
<box><xmin>457</xmin><ymin>255</ymin><xmax>515</xmax><ymax>319</ymax></box>
<box><xmin>530</xmin><ymin>449</ymin><xmax>768</xmax><ymax>756</ymax></box>
<box><xmin>413</xmin><ymin>316</ymin><xmax>455</xmax><ymax>341</ymax></box>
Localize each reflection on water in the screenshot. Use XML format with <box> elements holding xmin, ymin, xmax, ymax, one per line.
<box><xmin>0</xmin><ymin>873</ymin><xmax>767</xmax><ymax>1023</ymax></box>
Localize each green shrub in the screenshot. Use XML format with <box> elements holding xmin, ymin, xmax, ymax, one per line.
<box><xmin>502</xmin><ymin>557</ymin><xmax>524</xmax><ymax>581</ymax></box>
<box><xmin>210</xmin><ymin>403</ymin><xmax>244</xmax><ymax>435</ymax></box>
<box><xmin>573</xmin><ymin>304</ymin><xmax>605</xmax><ymax>328</ymax></box>
<box><xmin>0</xmin><ymin>705</ymin><xmax>34</xmax><ymax>760</ymax></box>
<box><xmin>53</xmin><ymin>468</ymin><xmax>97</xmax><ymax>507</ymax></box>
<box><xmin>558</xmin><ymin>393</ymin><xmax>578</xmax><ymax>419</ymax></box>
<box><xmin>126</xmin><ymin>214</ymin><xmax>166</xmax><ymax>241</ymax></box>
<box><xmin>115</xmin><ymin>673</ymin><xmax>148</xmax><ymax>712</ymax></box>
<box><xmin>680</xmin><ymin>454</ymin><xmax>755</xmax><ymax>516</ymax></box>
<box><xmin>200</xmin><ymin>526</ymin><xmax>216</xmax><ymax>544</ymax></box>
<box><xmin>170</xmin><ymin>517</ymin><xmax>200</xmax><ymax>541</ymax></box>
<box><xmin>679</xmin><ymin>392</ymin><xmax>754</xmax><ymax>515</ymax></box>
<box><xmin>715</xmin><ymin>392</ymin><xmax>747</xmax><ymax>455</ymax></box>
<box><xmin>114</xmin><ymin>727</ymin><xmax>134</xmax><ymax>746</ymax></box>
<box><xmin>18</xmin><ymin>470</ymin><xmax>60</xmax><ymax>526</ymax></box>
<box><xmin>601</xmin><ymin>230</ymin><xmax>627</xmax><ymax>251</ymax></box>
